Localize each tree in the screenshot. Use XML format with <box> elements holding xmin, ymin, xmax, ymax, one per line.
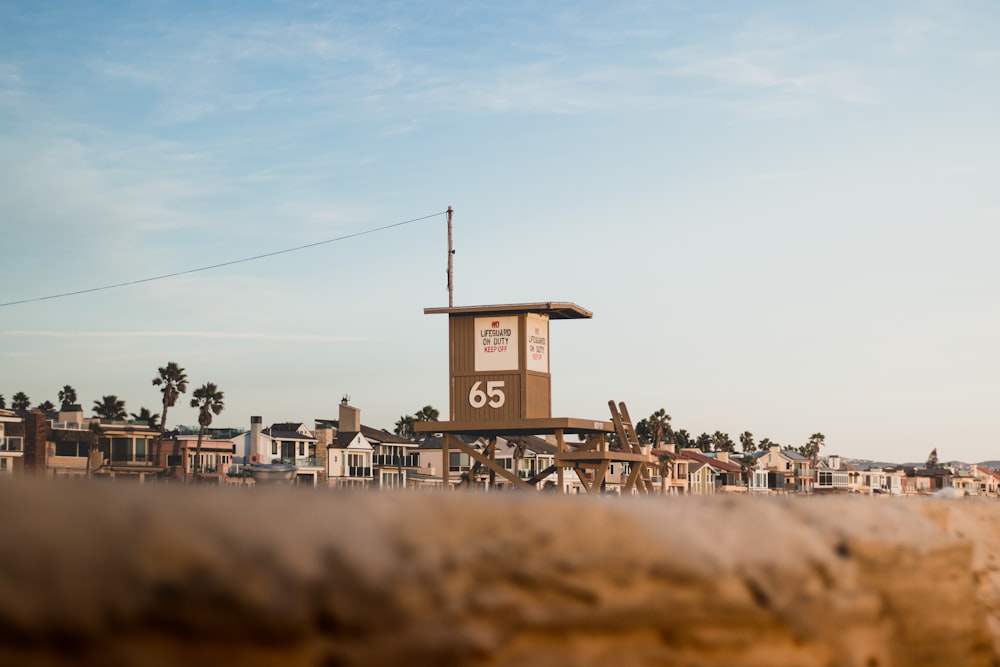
<box><xmin>674</xmin><ymin>429</ymin><xmax>692</xmax><ymax>449</ymax></box>
<box><xmin>58</xmin><ymin>385</ymin><xmax>78</xmax><ymax>408</ymax></box>
<box><xmin>395</xmin><ymin>405</ymin><xmax>439</xmax><ymax>438</ymax></box>
<box><xmin>12</xmin><ymin>392</ymin><xmax>30</xmax><ymax>412</ymax></box>
<box><xmin>695</xmin><ymin>432</ymin><xmax>712</xmax><ymax>453</ymax></box>
<box><xmin>741</xmin><ymin>452</ymin><xmax>759</xmax><ymax>493</ymax></box>
<box><xmin>394</xmin><ymin>415</ymin><xmax>415</xmax><ymax>437</ymax></box>
<box><xmin>926</xmin><ymin>448</ymin><xmax>942</xmax><ymax>470</ymax></box>
<box><xmin>657</xmin><ymin>449</ymin><xmax>677</xmax><ymax>494</ymax></box>
<box><xmin>758</xmin><ymin>438</ymin><xmax>775</xmax><ymax>450</ymax></box>
<box><xmin>92</xmin><ymin>395</ymin><xmax>127</xmax><ymax>420</ymax></box>
<box><xmin>739</xmin><ymin>431</ymin><xmax>755</xmax><ymax>454</ymax></box>
<box><xmin>37</xmin><ymin>400</ymin><xmax>56</xmax><ymax>413</ymax></box>
<box><xmin>190</xmin><ymin>382</ymin><xmax>224</xmax><ymax>478</ymax></box>
<box><xmin>636</xmin><ymin>409</ymin><xmax>672</xmax><ymax>446</ymax></box>
<box><xmin>712</xmin><ymin>431</ymin><xmax>735</xmax><ymax>452</ymax></box>
<box><xmin>0</xmin><ymin>394</ymin><xmax>5</xmax><ymax>409</ymax></box>
<box><xmin>131</xmin><ymin>407</ymin><xmax>160</xmax><ymax>429</ymax></box>
<box><xmin>414</xmin><ymin>405</ymin><xmax>439</xmax><ymax>422</ymax></box>
<box><xmin>153</xmin><ymin>362</ymin><xmax>188</xmax><ymax>463</ymax></box>
<box><xmin>804</xmin><ymin>433</ymin><xmax>825</xmax><ymax>460</ymax></box>
<box><xmin>802</xmin><ymin>432</ymin><xmax>826</xmax><ymax>494</ymax></box>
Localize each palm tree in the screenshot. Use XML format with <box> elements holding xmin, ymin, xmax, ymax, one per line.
<box><xmin>674</xmin><ymin>429</ymin><xmax>692</xmax><ymax>449</ymax></box>
<box><xmin>37</xmin><ymin>400</ymin><xmax>56</xmax><ymax>413</ymax></box>
<box><xmin>190</xmin><ymin>382</ymin><xmax>224</xmax><ymax>479</ymax></box>
<box><xmin>394</xmin><ymin>415</ymin><xmax>415</xmax><ymax>437</ymax></box>
<box><xmin>414</xmin><ymin>405</ymin><xmax>440</xmax><ymax>423</ymax></box>
<box><xmin>657</xmin><ymin>450</ymin><xmax>677</xmax><ymax>495</ymax></box>
<box><xmin>739</xmin><ymin>431</ymin><xmax>755</xmax><ymax>454</ymax></box>
<box><xmin>152</xmin><ymin>362</ymin><xmax>188</xmax><ymax>463</ymax></box>
<box><xmin>695</xmin><ymin>432</ymin><xmax>712</xmax><ymax>453</ymax></box>
<box><xmin>712</xmin><ymin>431</ymin><xmax>735</xmax><ymax>452</ymax></box>
<box><xmin>395</xmin><ymin>406</ymin><xmax>439</xmax><ymax>439</ymax></box>
<box><xmin>741</xmin><ymin>453</ymin><xmax>759</xmax><ymax>493</ymax></box>
<box><xmin>131</xmin><ymin>407</ymin><xmax>160</xmax><ymax>429</ymax></box>
<box><xmin>58</xmin><ymin>385</ymin><xmax>78</xmax><ymax>408</ymax></box>
<box><xmin>12</xmin><ymin>392</ymin><xmax>31</xmax><ymax>412</ymax></box>
<box><xmin>92</xmin><ymin>395</ymin><xmax>127</xmax><ymax>420</ymax></box>
<box><xmin>804</xmin><ymin>433</ymin><xmax>825</xmax><ymax>494</ymax></box>
<box><xmin>0</xmin><ymin>394</ymin><xmax>5</xmax><ymax>409</ymax></box>
<box><xmin>636</xmin><ymin>409</ymin><xmax>672</xmax><ymax>446</ymax></box>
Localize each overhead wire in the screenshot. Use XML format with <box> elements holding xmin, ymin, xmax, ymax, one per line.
<box><xmin>0</xmin><ymin>209</ymin><xmax>448</xmax><ymax>308</ymax></box>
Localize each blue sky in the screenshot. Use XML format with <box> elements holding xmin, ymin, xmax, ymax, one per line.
<box><xmin>1</xmin><ymin>1</ymin><xmax>997</xmax><ymax>462</ymax></box>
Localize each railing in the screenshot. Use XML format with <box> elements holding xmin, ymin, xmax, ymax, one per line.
<box><xmin>110</xmin><ymin>456</ymin><xmax>157</xmax><ymax>466</ymax></box>
<box><xmin>373</xmin><ymin>454</ymin><xmax>419</xmax><ymax>468</ymax></box>
<box><xmin>279</xmin><ymin>456</ymin><xmax>321</xmax><ymax>468</ymax></box>
<box><xmin>796</xmin><ymin>468</ymin><xmax>815</xmax><ymax>478</ymax></box>
<box><xmin>0</xmin><ymin>436</ymin><xmax>24</xmax><ymax>452</ymax></box>
<box><xmin>348</xmin><ymin>466</ymin><xmax>372</xmax><ymax>478</ymax></box>
<box><xmin>51</xmin><ymin>422</ymin><xmax>88</xmax><ymax>430</ymax></box>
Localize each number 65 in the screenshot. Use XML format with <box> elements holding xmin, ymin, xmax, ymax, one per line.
<box><xmin>469</xmin><ymin>381</ymin><xmax>505</xmax><ymax>409</ymax></box>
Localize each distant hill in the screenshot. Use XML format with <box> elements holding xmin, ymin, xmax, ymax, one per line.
<box><xmin>842</xmin><ymin>457</ymin><xmax>1000</xmax><ymax>471</ymax></box>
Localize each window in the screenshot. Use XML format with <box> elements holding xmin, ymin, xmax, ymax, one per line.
<box><xmin>112</xmin><ymin>437</ymin><xmax>131</xmax><ymax>462</ymax></box>
<box><xmin>55</xmin><ymin>441</ymin><xmax>87</xmax><ymax>457</ymax></box>
<box><xmin>272</xmin><ymin>442</ymin><xmax>278</xmax><ymax>456</ymax></box>
<box><xmin>299</xmin><ymin>443</ymin><xmax>305</xmax><ymax>457</ymax></box>
<box><xmin>1</xmin><ymin>459</ymin><xmax>6</xmax><ymax>471</ymax></box>
<box><xmin>449</xmin><ymin>451</ymin><xmax>469</xmax><ymax>472</ymax></box>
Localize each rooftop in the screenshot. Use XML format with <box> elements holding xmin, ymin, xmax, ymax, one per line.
<box><xmin>423</xmin><ymin>302</ymin><xmax>592</xmax><ymax>320</ymax></box>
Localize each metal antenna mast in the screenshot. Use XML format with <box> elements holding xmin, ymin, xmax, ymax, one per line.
<box><xmin>447</xmin><ymin>206</ymin><xmax>454</xmax><ymax>307</ymax></box>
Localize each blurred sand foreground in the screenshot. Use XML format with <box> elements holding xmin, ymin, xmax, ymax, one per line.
<box><xmin>0</xmin><ymin>480</ymin><xmax>997</xmax><ymax>666</ymax></box>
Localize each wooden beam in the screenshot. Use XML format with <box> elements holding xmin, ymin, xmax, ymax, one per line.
<box><xmin>449</xmin><ymin>437</ymin><xmax>532</xmax><ymax>489</ymax></box>
<box><xmin>623</xmin><ymin>463</ymin><xmax>643</xmax><ymax>494</ymax></box>
<box><xmin>590</xmin><ymin>460</ymin><xmax>611</xmax><ymax>493</ymax></box>
<box><xmin>442</xmin><ymin>433</ymin><xmax>452</xmax><ymax>488</ymax></box>
<box><xmin>457</xmin><ymin>438</ymin><xmax>497</xmax><ymax>489</ymax></box>
<box><xmin>527</xmin><ymin>464</ymin><xmax>557</xmax><ymax>486</ymax></box>
<box><xmin>555</xmin><ymin>429</ymin><xmax>565</xmax><ymax>490</ymax></box>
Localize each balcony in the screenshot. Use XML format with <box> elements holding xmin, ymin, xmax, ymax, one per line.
<box><xmin>795</xmin><ymin>468</ymin><xmax>815</xmax><ymax>478</ymax></box>
<box><xmin>279</xmin><ymin>456</ymin><xmax>322</xmax><ymax>468</ymax></box>
<box><xmin>51</xmin><ymin>422</ymin><xmax>89</xmax><ymax>431</ymax></box>
<box><xmin>373</xmin><ymin>454</ymin><xmax>419</xmax><ymax>468</ymax></box>
<box><xmin>110</xmin><ymin>457</ymin><xmax>158</xmax><ymax>467</ymax></box>
<box><xmin>0</xmin><ymin>436</ymin><xmax>24</xmax><ymax>452</ymax></box>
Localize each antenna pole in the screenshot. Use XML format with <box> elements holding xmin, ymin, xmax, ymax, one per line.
<box><xmin>447</xmin><ymin>205</ymin><xmax>454</xmax><ymax>307</ymax></box>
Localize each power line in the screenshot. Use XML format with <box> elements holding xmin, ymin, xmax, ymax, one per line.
<box><xmin>0</xmin><ymin>210</ymin><xmax>448</xmax><ymax>308</ymax></box>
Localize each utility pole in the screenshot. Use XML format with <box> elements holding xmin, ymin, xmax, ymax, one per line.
<box><xmin>446</xmin><ymin>205</ymin><xmax>454</xmax><ymax>307</ymax></box>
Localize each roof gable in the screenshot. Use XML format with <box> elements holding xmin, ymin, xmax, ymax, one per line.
<box><xmin>333</xmin><ymin>431</ymin><xmax>372</xmax><ymax>451</ymax></box>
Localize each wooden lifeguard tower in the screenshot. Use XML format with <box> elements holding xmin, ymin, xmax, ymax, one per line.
<box><xmin>413</xmin><ymin>302</ymin><xmax>656</xmax><ymax>493</ymax></box>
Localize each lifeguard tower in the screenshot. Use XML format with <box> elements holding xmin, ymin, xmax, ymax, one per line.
<box><xmin>413</xmin><ymin>301</ymin><xmax>656</xmax><ymax>493</ymax></box>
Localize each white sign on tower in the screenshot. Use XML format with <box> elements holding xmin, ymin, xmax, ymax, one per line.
<box><xmin>474</xmin><ymin>315</ymin><xmax>519</xmax><ymax>371</ymax></box>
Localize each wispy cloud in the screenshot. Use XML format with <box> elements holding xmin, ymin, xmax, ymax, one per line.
<box><xmin>0</xmin><ymin>331</ymin><xmax>376</xmax><ymax>342</ymax></box>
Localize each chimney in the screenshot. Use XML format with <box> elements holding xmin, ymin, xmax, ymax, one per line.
<box><xmin>339</xmin><ymin>400</ymin><xmax>361</xmax><ymax>433</ymax></box>
<box><xmin>249</xmin><ymin>416</ymin><xmax>262</xmax><ymax>464</ymax></box>
<box><xmin>717</xmin><ymin>451</ymin><xmax>729</xmax><ymax>464</ymax></box>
